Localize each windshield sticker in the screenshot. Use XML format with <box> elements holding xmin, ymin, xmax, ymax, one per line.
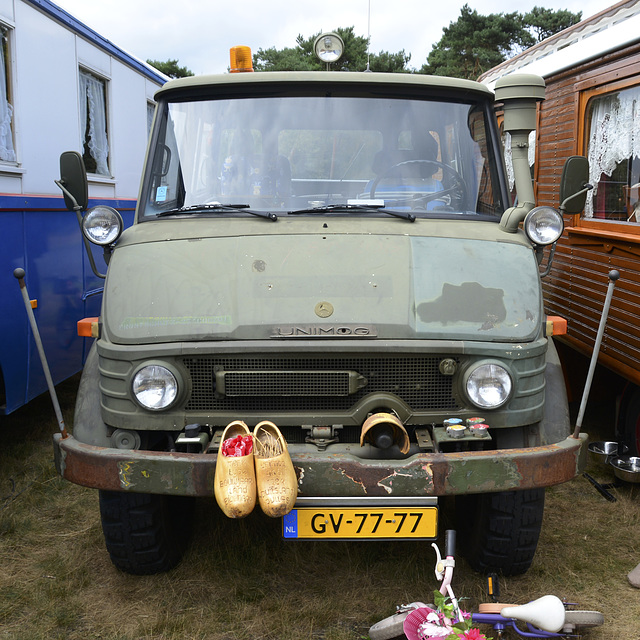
<box><xmin>120</xmin><ymin>315</ymin><xmax>232</xmax><ymax>330</ymax></box>
<box><xmin>156</xmin><ymin>186</ymin><xmax>168</xmax><ymax>202</ymax></box>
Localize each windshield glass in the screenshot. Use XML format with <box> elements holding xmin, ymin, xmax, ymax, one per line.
<box><xmin>140</xmin><ymin>95</ymin><xmax>505</xmax><ymax>219</ymax></box>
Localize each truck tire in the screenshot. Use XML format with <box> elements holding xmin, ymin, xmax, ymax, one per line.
<box><xmin>99</xmin><ymin>490</ymin><xmax>194</xmax><ymax>575</ymax></box>
<box><xmin>456</xmin><ymin>488</ymin><xmax>544</xmax><ymax>576</ymax></box>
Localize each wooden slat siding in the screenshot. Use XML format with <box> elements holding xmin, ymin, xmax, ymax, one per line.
<box><xmin>534</xmin><ymin>41</ymin><xmax>640</xmax><ymax>386</ymax></box>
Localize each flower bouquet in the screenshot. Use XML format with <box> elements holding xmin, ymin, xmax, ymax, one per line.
<box><xmin>403</xmin><ymin>591</ymin><xmax>491</xmax><ymax>640</ymax></box>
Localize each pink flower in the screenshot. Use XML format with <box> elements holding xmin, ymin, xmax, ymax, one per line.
<box><xmin>457</xmin><ymin>629</ymin><xmax>488</xmax><ymax>640</ymax></box>
<box><xmin>221</xmin><ymin>434</ymin><xmax>253</xmax><ymax>457</ymax></box>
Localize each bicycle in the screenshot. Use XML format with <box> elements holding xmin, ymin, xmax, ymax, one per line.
<box><xmin>368</xmin><ymin>530</ymin><xmax>604</xmax><ymax>639</ymax></box>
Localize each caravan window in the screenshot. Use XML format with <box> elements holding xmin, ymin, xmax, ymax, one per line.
<box><xmin>79</xmin><ymin>69</ymin><xmax>110</xmax><ymax>176</ymax></box>
<box><xmin>584</xmin><ymin>83</ymin><xmax>640</xmax><ymax>223</ymax></box>
<box><xmin>0</xmin><ymin>25</ymin><xmax>15</xmax><ymax>163</ymax></box>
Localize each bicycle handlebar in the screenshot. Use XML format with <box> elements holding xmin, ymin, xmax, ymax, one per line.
<box><xmin>445</xmin><ymin>529</ymin><xmax>456</xmax><ymax>558</ymax></box>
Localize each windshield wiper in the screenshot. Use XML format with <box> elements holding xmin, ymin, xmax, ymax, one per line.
<box><xmin>288</xmin><ymin>203</ymin><xmax>415</xmax><ymax>222</ymax></box>
<box><xmin>157</xmin><ymin>203</ymin><xmax>277</xmax><ymax>221</ymax></box>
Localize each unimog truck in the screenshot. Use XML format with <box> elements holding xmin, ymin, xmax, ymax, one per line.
<box><xmin>54</xmin><ymin>52</ymin><xmax>591</xmax><ymax>576</ymax></box>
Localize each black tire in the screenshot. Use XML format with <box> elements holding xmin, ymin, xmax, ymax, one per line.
<box><xmin>564</xmin><ymin>610</ymin><xmax>604</xmax><ymax>629</ymax></box>
<box><xmin>99</xmin><ymin>490</ymin><xmax>195</xmax><ymax>575</ymax></box>
<box><xmin>457</xmin><ymin>488</ymin><xmax>545</xmax><ymax>576</ymax></box>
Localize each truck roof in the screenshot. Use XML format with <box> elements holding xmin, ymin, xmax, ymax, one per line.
<box><xmin>155</xmin><ymin>71</ymin><xmax>495</xmax><ymax>100</ymax></box>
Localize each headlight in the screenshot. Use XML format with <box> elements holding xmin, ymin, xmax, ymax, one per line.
<box><xmin>524</xmin><ymin>206</ymin><xmax>564</xmax><ymax>245</ymax></box>
<box><xmin>465</xmin><ymin>363</ymin><xmax>512</xmax><ymax>409</ymax></box>
<box><xmin>82</xmin><ymin>205</ymin><xmax>123</xmax><ymax>245</ymax></box>
<box><xmin>132</xmin><ymin>364</ymin><xmax>178</xmax><ymax>410</ymax></box>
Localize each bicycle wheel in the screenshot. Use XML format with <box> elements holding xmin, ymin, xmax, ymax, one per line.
<box><xmin>368</xmin><ymin>603</ymin><xmax>429</xmax><ymax>640</ymax></box>
<box><xmin>564</xmin><ymin>610</ymin><xmax>605</xmax><ymax>629</ymax></box>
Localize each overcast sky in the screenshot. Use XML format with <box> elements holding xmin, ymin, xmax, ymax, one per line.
<box><xmin>53</xmin><ymin>0</ymin><xmax>617</xmax><ymax>75</ymax></box>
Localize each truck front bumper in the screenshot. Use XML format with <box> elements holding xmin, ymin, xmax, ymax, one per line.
<box><xmin>53</xmin><ymin>433</ymin><xmax>587</xmax><ymax>497</ymax></box>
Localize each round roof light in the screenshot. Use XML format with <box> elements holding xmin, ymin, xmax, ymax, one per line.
<box><xmin>314</xmin><ymin>32</ymin><xmax>344</xmax><ymax>64</ymax></box>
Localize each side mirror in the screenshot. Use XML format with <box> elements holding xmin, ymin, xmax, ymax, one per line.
<box><xmin>559</xmin><ymin>155</ymin><xmax>591</xmax><ymax>214</ymax></box>
<box><xmin>58</xmin><ymin>151</ymin><xmax>88</xmax><ymax>211</ymax></box>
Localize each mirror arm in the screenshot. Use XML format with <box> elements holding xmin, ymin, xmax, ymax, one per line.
<box><xmin>54</xmin><ymin>178</ymin><xmax>83</xmax><ymax>211</ymax></box>
<box><xmin>539</xmin><ymin>242</ymin><xmax>557</xmax><ymax>278</ymax></box>
<box><xmin>559</xmin><ymin>183</ymin><xmax>593</xmax><ymax>214</ymax></box>
<box><xmin>73</xmin><ymin>208</ymin><xmax>107</xmax><ymax>279</ymax></box>
<box><xmin>55</xmin><ymin>178</ymin><xmax>107</xmax><ymax>279</ymax></box>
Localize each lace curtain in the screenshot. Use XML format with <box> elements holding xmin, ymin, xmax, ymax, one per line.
<box><xmin>0</xmin><ymin>28</ymin><xmax>15</xmax><ymax>162</ymax></box>
<box><xmin>585</xmin><ymin>87</ymin><xmax>640</xmax><ymax>216</ymax></box>
<box><xmin>503</xmin><ymin>131</ymin><xmax>536</xmax><ymax>192</ymax></box>
<box><xmin>79</xmin><ymin>70</ymin><xmax>109</xmax><ymax>175</ymax></box>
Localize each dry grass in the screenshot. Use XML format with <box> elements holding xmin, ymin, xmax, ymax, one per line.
<box><xmin>1</xmin><ymin>377</ymin><xmax>639</xmax><ymax>639</ymax></box>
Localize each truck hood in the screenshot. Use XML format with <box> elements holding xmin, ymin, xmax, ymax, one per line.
<box><xmin>102</xmin><ymin>233</ymin><xmax>542</xmax><ymax>344</ymax></box>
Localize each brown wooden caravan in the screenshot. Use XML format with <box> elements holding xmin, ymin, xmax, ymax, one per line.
<box><xmin>480</xmin><ymin>0</ymin><xmax>640</xmax><ymax>454</ymax></box>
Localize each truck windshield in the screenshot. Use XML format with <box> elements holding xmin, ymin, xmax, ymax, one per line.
<box><xmin>140</xmin><ymin>95</ymin><xmax>505</xmax><ymax>219</ymax></box>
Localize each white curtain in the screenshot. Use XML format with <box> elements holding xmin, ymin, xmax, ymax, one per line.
<box><xmin>503</xmin><ymin>131</ymin><xmax>536</xmax><ymax>192</ymax></box>
<box><xmin>585</xmin><ymin>87</ymin><xmax>640</xmax><ymax>216</ymax></box>
<box><xmin>0</xmin><ymin>29</ymin><xmax>15</xmax><ymax>162</ymax></box>
<box><xmin>79</xmin><ymin>70</ymin><xmax>109</xmax><ymax>175</ymax></box>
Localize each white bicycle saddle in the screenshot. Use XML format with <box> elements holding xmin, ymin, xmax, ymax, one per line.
<box><xmin>501</xmin><ymin>595</ymin><xmax>565</xmax><ymax>633</ymax></box>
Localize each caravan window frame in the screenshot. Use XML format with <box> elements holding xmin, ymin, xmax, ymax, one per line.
<box><xmin>577</xmin><ymin>76</ymin><xmax>640</xmax><ymax>234</ymax></box>
<box><xmin>79</xmin><ymin>67</ymin><xmax>111</xmax><ymax>177</ymax></box>
<box><xmin>0</xmin><ymin>23</ymin><xmax>16</xmax><ymax>165</ymax></box>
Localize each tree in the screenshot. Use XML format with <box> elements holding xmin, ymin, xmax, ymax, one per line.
<box><xmin>146</xmin><ymin>58</ymin><xmax>194</xmax><ymax>79</ymax></box>
<box><xmin>523</xmin><ymin>6</ymin><xmax>582</xmax><ymax>42</ymax></box>
<box><xmin>422</xmin><ymin>4</ymin><xmax>582</xmax><ymax>80</ymax></box>
<box><xmin>253</xmin><ymin>27</ymin><xmax>411</xmax><ymax>73</ymax></box>
<box><xmin>421</xmin><ymin>5</ymin><xmax>534</xmax><ymax>79</ymax></box>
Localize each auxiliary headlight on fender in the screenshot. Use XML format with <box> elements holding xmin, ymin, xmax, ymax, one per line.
<box><xmin>82</xmin><ymin>205</ymin><xmax>123</xmax><ymax>246</ymax></box>
<box><xmin>465</xmin><ymin>362</ymin><xmax>513</xmax><ymax>409</ymax></box>
<box><xmin>132</xmin><ymin>364</ymin><xmax>179</xmax><ymax>411</ymax></box>
<box><xmin>524</xmin><ymin>206</ymin><xmax>564</xmax><ymax>246</ymax></box>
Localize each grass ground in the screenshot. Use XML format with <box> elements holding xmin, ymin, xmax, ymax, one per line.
<box><xmin>1</xmin><ymin>376</ymin><xmax>638</xmax><ymax>639</ymax></box>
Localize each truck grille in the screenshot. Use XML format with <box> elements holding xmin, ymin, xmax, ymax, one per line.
<box><xmin>183</xmin><ymin>355</ymin><xmax>459</xmax><ymax>413</ymax></box>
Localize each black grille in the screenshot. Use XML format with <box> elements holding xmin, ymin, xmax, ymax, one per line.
<box><xmin>183</xmin><ymin>355</ymin><xmax>459</xmax><ymax>412</ymax></box>
<box><xmin>222</xmin><ymin>371</ymin><xmax>351</xmax><ymax>397</ymax></box>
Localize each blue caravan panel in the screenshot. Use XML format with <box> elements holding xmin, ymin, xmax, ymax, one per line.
<box><xmin>0</xmin><ymin>195</ymin><xmax>135</xmax><ymax>414</ymax></box>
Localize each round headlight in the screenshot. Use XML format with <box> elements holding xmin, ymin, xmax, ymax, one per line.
<box><xmin>314</xmin><ymin>32</ymin><xmax>344</xmax><ymax>64</ymax></box>
<box><xmin>82</xmin><ymin>205</ymin><xmax>123</xmax><ymax>245</ymax></box>
<box><xmin>466</xmin><ymin>363</ymin><xmax>512</xmax><ymax>409</ymax></box>
<box><xmin>132</xmin><ymin>365</ymin><xmax>178</xmax><ymax>411</ymax></box>
<box><xmin>524</xmin><ymin>206</ymin><xmax>564</xmax><ymax>246</ymax></box>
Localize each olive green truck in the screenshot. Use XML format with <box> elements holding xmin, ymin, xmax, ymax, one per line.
<box><xmin>54</xmin><ymin>63</ymin><xmax>591</xmax><ymax>576</ymax></box>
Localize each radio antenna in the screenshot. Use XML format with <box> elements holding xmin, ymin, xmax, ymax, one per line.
<box><xmin>365</xmin><ymin>0</ymin><xmax>372</xmax><ymax>72</ymax></box>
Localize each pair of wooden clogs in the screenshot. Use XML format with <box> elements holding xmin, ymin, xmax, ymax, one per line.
<box><xmin>214</xmin><ymin>420</ymin><xmax>298</xmax><ymax>519</ymax></box>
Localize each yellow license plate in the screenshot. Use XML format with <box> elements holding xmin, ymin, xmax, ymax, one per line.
<box><xmin>283</xmin><ymin>507</ymin><xmax>437</xmax><ymax>539</ymax></box>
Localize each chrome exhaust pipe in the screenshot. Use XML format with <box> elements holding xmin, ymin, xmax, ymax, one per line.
<box><xmin>360</xmin><ymin>412</ymin><xmax>410</xmax><ymax>454</ymax></box>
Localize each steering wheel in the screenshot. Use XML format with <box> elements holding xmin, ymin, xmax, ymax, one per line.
<box><xmin>369</xmin><ymin>159</ymin><xmax>467</xmax><ymax>209</ymax></box>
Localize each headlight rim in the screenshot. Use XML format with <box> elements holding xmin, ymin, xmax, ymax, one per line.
<box><xmin>131</xmin><ymin>362</ymin><xmax>181</xmax><ymax>412</ymax></box>
<box><xmin>464</xmin><ymin>360</ymin><xmax>513</xmax><ymax>410</ymax></box>
<box><xmin>524</xmin><ymin>205</ymin><xmax>564</xmax><ymax>246</ymax></box>
<box><xmin>82</xmin><ymin>205</ymin><xmax>124</xmax><ymax>246</ymax></box>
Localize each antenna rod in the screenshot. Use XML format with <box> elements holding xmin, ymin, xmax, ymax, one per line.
<box><xmin>366</xmin><ymin>0</ymin><xmax>371</xmax><ymax>71</ymax></box>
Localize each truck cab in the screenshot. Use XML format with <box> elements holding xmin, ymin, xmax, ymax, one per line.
<box><xmin>54</xmin><ymin>61</ymin><xmax>589</xmax><ymax>576</ymax></box>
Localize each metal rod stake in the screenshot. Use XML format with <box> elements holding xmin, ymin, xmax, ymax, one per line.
<box><xmin>13</xmin><ymin>268</ymin><xmax>68</xmax><ymax>438</ymax></box>
<box><xmin>573</xmin><ymin>269</ymin><xmax>620</xmax><ymax>438</ymax></box>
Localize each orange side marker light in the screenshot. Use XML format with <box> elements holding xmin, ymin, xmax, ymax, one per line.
<box><xmin>77</xmin><ymin>317</ymin><xmax>100</xmax><ymax>338</ymax></box>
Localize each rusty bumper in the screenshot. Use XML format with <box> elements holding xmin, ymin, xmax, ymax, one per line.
<box><xmin>53</xmin><ymin>433</ymin><xmax>587</xmax><ymax>498</ymax></box>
